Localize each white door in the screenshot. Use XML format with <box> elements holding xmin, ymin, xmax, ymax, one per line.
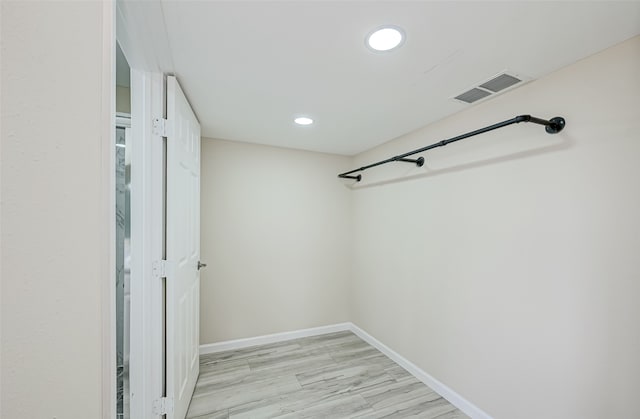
<box><xmin>166</xmin><ymin>76</ymin><xmax>201</xmax><ymax>419</ymax></box>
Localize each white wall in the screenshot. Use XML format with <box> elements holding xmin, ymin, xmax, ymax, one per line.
<box><xmin>1</xmin><ymin>2</ymin><xmax>113</xmax><ymax>418</ymax></box>
<box><xmin>116</xmin><ymin>85</ymin><xmax>131</xmax><ymax>114</ymax></box>
<box><xmin>350</xmin><ymin>36</ymin><xmax>640</xmax><ymax>418</ymax></box>
<box><xmin>200</xmin><ymin>139</ymin><xmax>352</xmax><ymax>343</ymax></box>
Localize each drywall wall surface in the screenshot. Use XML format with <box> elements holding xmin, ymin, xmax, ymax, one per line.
<box><xmin>350</xmin><ymin>36</ymin><xmax>640</xmax><ymax>419</ymax></box>
<box><xmin>200</xmin><ymin>139</ymin><xmax>353</xmax><ymax>343</ymax></box>
<box><xmin>1</xmin><ymin>2</ymin><xmax>111</xmax><ymax>417</ymax></box>
<box><xmin>116</xmin><ymin>85</ymin><xmax>131</xmax><ymax>114</ymax></box>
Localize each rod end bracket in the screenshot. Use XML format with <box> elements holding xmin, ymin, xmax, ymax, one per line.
<box><xmin>416</xmin><ymin>157</ymin><xmax>425</xmax><ymax>167</ymax></box>
<box><xmin>545</xmin><ymin>117</ymin><xmax>565</xmax><ymax>134</ymax></box>
<box><xmin>338</xmin><ymin>173</ymin><xmax>362</xmax><ymax>182</ymax></box>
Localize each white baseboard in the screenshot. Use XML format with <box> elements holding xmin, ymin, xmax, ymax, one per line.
<box><xmin>199</xmin><ymin>323</ymin><xmax>351</xmax><ymax>355</ymax></box>
<box><xmin>348</xmin><ymin>323</ymin><xmax>492</xmax><ymax>419</ymax></box>
<box><xmin>199</xmin><ymin>322</ymin><xmax>492</xmax><ymax>419</ymax></box>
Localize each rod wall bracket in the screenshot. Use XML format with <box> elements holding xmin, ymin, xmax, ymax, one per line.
<box><xmin>397</xmin><ymin>156</ymin><xmax>425</xmax><ymax>167</ymax></box>
<box><xmin>546</xmin><ymin>117</ymin><xmax>566</xmax><ymax>134</ymax></box>
<box><xmin>338</xmin><ymin>174</ymin><xmax>362</xmax><ymax>182</ymax></box>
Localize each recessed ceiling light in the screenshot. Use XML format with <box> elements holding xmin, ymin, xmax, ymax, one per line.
<box><xmin>366</xmin><ymin>26</ymin><xmax>405</xmax><ymax>52</ymax></box>
<box><xmin>294</xmin><ymin>117</ymin><xmax>314</xmax><ymax>126</ymax></box>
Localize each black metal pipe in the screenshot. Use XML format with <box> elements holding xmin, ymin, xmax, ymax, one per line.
<box><xmin>338</xmin><ymin>114</ymin><xmax>565</xmax><ymax>181</ymax></box>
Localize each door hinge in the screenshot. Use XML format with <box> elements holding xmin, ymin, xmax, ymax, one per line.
<box><xmin>152</xmin><ymin>117</ymin><xmax>170</xmax><ymax>137</ymax></box>
<box><xmin>153</xmin><ymin>397</ymin><xmax>174</xmax><ymax>415</ymax></box>
<box><xmin>152</xmin><ymin>260</ymin><xmax>168</xmax><ymax>278</ymax></box>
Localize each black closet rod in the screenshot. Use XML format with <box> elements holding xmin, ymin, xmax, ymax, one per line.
<box><xmin>338</xmin><ymin>114</ymin><xmax>566</xmax><ymax>181</ymax></box>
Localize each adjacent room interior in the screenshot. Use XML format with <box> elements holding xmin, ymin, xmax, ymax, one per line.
<box><xmin>2</xmin><ymin>1</ymin><xmax>640</xmax><ymax>419</ymax></box>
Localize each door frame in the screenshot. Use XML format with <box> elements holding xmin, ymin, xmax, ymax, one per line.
<box><xmin>128</xmin><ymin>69</ymin><xmax>166</xmax><ymax>418</ymax></box>
<box><xmin>102</xmin><ymin>1</ymin><xmax>116</xmax><ymax>418</ymax></box>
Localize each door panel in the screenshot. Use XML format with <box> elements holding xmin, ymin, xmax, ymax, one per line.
<box><xmin>166</xmin><ymin>76</ymin><xmax>200</xmax><ymax>419</ymax></box>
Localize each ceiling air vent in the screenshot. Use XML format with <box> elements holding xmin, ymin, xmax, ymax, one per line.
<box><xmin>454</xmin><ymin>88</ymin><xmax>492</xmax><ymax>104</ymax></box>
<box><xmin>453</xmin><ymin>71</ymin><xmax>528</xmax><ymax>105</ymax></box>
<box><xmin>479</xmin><ymin>73</ymin><xmax>521</xmax><ymax>92</ymax></box>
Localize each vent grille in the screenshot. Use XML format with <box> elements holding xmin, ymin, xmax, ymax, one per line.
<box><xmin>479</xmin><ymin>73</ymin><xmax>521</xmax><ymax>92</ymax></box>
<box><xmin>454</xmin><ymin>88</ymin><xmax>492</xmax><ymax>104</ymax></box>
<box><xmin>453</xmin><ymin>71</ymin><xmax>527</xmax><ymax>105</ymax></box>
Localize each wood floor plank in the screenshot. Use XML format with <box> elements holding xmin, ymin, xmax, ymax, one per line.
<box><xmin>201</xmin><ymin>342</ymin><xmax>302</xmax><ymax>364</ymax></box>
<box><xmin>247</xmin><ymin>347</ymin><xmax>331</xmax><ymax>372</ymax></box>
<box><xmin>384</xmin><ymin>362</ymin><xmax>415</xmax><ymax>381</ymax></box>
<box><xmin>297</xmin><ymin>331</ymin><xmax>363</xmax><ymax>350</ymax></box>
<box><xmin>230</xmin><ymin>387</ymin><xmax>365</xmax><ymax>419</ymax></box>
<box><xmin>359</xmin><ymin>378</ymin><xmax>438</xmax><ymax>409</ymax></box>
<box><xmin>272</xmin><ymin>394</ymin><xmax>373</xmax><ymax>419</ymax></box>
<box><xmin>188</xmin><ymin>409</ymin><xmax>230</xmax><ymax>419</ymax></box>
<box><xmin>195</xmin><ymin>360</ymin><xmax>252</xmax><ymax>389</ymax></box>
<box><xmin>187</xmin><ymin>331</ymin><xmax>468</xmax><ymax>419</ymax></box>
<box><xmin>353</xmin><ymin>392</ymin><xmax>461</xmax><ymax>419</ymax></box>
<box><xmin>186</xmin><ymin>375</ymin><xmax>301</xmax><ymax>417</ymax></box>
<box><xmin>300</xmin><ymin>367</ymin><xmax>396</xmax><ymax>396</ymax></box>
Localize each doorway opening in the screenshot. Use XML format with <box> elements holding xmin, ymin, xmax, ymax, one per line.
<box><xmin>115</xmin><ymin>41</ymin><xmax>132</xmax><ymax>419</ymax></box>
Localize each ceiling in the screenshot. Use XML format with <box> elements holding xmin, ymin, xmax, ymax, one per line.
<box><xmin>135</xmin><ymin>1</ymin><xmax>640</xmax><ymax>156</ymax></box>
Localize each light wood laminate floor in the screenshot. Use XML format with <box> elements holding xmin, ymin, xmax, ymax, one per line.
<box><xmin>186</xmin><ymin>331</ymin><xmax>468</xmax><ymax>418</ymax></box>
